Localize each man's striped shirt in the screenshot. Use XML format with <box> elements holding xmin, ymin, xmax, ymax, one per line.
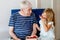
<box><xmin>9</xmin><ymin>12</ymin><xmax>37</xmax><ymax>39</ymax></box>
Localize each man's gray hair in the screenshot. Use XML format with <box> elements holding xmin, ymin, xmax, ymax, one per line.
<box><xmin>20</xmin><ymin>1</ymin><xmax>32</xmax><ymax>9</ymax></box>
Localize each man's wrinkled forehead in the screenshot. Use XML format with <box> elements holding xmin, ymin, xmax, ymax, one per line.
<box><xmin>20</xmin><ymin>1</ymin><xmax>32</xmax><ymax>9</ymax></box>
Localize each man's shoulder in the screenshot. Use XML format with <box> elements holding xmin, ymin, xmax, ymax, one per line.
<box><xmin>31</xmin><ymin>12</ymin><xmax>35</xmax><ymax>16</ymax></box>
<box><xmin>12</xmin><ymin>12</ymin><xmax>19</xmax><ymax>16</ymax></box>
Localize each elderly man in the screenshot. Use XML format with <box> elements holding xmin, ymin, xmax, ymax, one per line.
<box><xmin>9</xmin><ymin>1</ymin><xmax>38</xmax><ymax>40</ymax></box>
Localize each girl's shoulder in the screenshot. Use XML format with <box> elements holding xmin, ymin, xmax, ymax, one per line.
<box><xmin>39</xmin><ymin>20</ymin><xmax>42</xmax><ymax>24</ymax></box>
<box><xmin>48</xmin><ymin>21</ymin><xmax>54</xmax><ymax>25</ymax></box>
<box><xmin>48</xmin><ymin>21</ymin><xmax>55</xmax><ymax>28</ymax></box>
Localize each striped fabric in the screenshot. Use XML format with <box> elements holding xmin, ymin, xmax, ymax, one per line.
<box><xmin>9</xmin><ymin>12</ymin><xmax>37</xmax><ymax>39</ymax></box>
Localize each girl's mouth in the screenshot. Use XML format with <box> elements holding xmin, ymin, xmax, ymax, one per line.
<box><xmin>40</xmin><ymin>15</ymin><xmax>46</xmax><ymax>19</ymax></box>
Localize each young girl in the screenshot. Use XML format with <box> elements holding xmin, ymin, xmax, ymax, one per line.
<box><xmin>36</xmin><ymin>8</ymin><xmax>55</xmax><ymax>40</ymax></box>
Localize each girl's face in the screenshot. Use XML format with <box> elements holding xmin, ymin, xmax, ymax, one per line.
<box><xmin>42</xmin><ymin>12</ymin><xmax>47</xmax><ymax>19</ymax></box>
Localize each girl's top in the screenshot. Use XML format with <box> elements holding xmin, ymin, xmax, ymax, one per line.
<box><xmin>39</xmin><ymin>20</ymin><xmax>55</xmax><ymax>38</ymax></box>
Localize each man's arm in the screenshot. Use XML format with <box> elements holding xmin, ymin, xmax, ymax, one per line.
<box><xmin>9</xmin><ymin>27</ymin><xmax>20</xmax><ymax>40</ymax></box>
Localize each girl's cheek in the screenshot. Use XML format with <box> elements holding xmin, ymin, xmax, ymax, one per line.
<box><xmin>42</xmin><ymin>15</ymin><xmax>47</xmax><ymax>19</ymax></box>
<box><xmin>42</xmin><ymin>14</ymin><xmax>45</xmax><ymax>17</ymax></box>
<box><xmin>42</xmin><ymin>14</ymin><xmax>44</xmax><ymax>16</ymax></box>
<box><xmin>42</xmin><ymin>14</ymin><xmax>46</xmax><ymax>18</ymax></box>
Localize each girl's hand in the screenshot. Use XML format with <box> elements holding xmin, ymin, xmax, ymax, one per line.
<box><xmin>40</xmin><ymin>16</ymin><xmax>46</xmax><ymax>19</ymax></box>
<box><xmin>40</xmin><ymin>16</ymin><xmax>46</xmax><ymax>22</ymax></box>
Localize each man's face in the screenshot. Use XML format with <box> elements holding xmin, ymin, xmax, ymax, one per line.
<box><xmin>23</xmin><ymin>7</ymin><xmax>32</xmax><ymax>15</ymax></box>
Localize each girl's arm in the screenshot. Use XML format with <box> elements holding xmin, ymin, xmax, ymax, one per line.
<box><xmin>31</xmin><ymin>23</ymin><xmax>37</xmax><ymax>35</ymax></box>
<box><xmin>35</xmin><ymin>23</ymin><xmax>40</xmax><ymax>31</ymax></box>
<box><xmin>43</xmin><ymin>23</ymin><xmax>52</xmax><ymax>32</ymax></box>
<box><xmin>31</xmin><ymin>23</ymin><xmax>40</xmax><ymax>35</ymax></box>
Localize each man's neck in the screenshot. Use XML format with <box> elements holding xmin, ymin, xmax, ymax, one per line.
<box><xmin>19</xmin><ymin>11</ymin><xmax>31</xmax><ymax>16</ymax></box>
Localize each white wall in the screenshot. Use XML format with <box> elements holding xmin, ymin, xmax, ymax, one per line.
<box><xmin>0</xmin><ymin>0</ymin><xmax>37</xmax><ymax>40</ymax></box>
<box><xmin>28</xmin><ymin>0</ymin><xmax>37</xmax><ymax>8</ymax></box>
<box><xmin>40</xmin><ymin>0</ymin><xmax>53</xmax><ymax>8</ymax></box>
<box><xmin>53</xmin><ymin>0</ymin><xmax>60</xmax><ymax>40</ymax></box>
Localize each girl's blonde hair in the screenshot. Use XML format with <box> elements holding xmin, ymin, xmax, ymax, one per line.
<box><xmin>43</xmin><ymin>8</ymin><xmax>55</xmax><ymax>26</ymax></box>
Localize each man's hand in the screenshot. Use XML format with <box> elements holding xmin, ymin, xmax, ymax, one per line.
<box><xmin>9</xmin><ymin>27</ymin><xmax>21</xmax><ymax>40</ymax></box>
